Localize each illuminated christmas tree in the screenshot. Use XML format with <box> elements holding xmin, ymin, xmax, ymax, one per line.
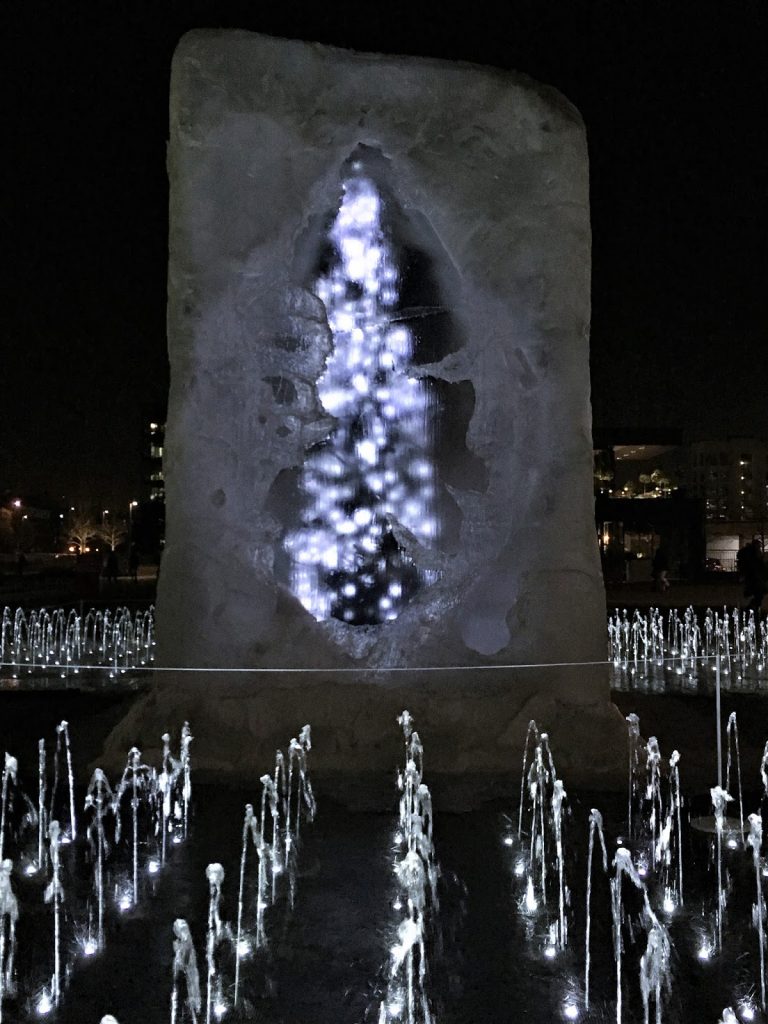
<box><xmin>285</xmin><ymin>164</ymin><xmax>438</xmax><ymax>625</ymax></box>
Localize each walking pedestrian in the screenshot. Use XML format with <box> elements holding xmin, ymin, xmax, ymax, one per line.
<box><xmin>737</xmin><ymin>537</ymin><xmax>767</xmax><ymax>612</ymax></box>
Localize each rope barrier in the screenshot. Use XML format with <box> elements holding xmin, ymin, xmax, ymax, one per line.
<box><xmin>0</xmin><ymin>654</ymin><xmax>764</xmax><ymax>675</ymax></box>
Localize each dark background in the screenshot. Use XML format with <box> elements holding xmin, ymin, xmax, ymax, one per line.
<box><xmin>2</xmin><ymin>0</ymin><xmax>767</xmax><ymax>509</ymax></box>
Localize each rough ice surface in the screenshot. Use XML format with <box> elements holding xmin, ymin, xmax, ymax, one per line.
<box><xmin>103</xmin><ymin>30</ymin><xmax>625</xmax><ymax>787</ymax></box>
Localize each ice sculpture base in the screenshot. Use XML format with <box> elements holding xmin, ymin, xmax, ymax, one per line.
<box><xmin>97</xmin><ymin>669</ymin><xmax>627</xmax><ymax>802</ymax></box>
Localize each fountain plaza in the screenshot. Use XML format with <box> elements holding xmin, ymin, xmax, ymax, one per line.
<box><xmin>2</xmin><ymin>25</ymin><xmax>764</xmax><ymax>1024</ymax></box>
<box><xmin>0</xmin><ymin>601</ymin><xmax>768</xmax><ymax>1022</ymax></box>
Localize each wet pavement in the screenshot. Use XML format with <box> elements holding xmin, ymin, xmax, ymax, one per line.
<box><xmin>2</xmin><ymin>691</ymin><xmax>768</xmax><ymax>1022</ymax></box>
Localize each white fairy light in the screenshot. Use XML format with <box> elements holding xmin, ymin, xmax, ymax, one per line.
<box><xmin>285</xmin><ymin>167</ymin><xmax>439</xmax><ymax>624</ymax></box>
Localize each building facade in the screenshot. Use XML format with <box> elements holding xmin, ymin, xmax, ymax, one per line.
<box><xmin>145</xmin><ymin>420</ymin><xmax>165</xmax><ymax>502</ymax></box>
<box><xmin>686</xmin><ymin>438</ymin><xmax>768</xmax><ymax>568</ymax></box>
<box><xmin>593</xmin><ymin>432</ymin><xmax>768</xmax><ymax>576</ymax></box>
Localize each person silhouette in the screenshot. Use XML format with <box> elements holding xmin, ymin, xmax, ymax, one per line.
<box><xmin>104</xmin><ymin>549</ymin><xmax>119</xmax><ymax>585</ymax></box>
<box><xmin>652</xmin><ymin>546</ymin><xmax>670</xmax><ymax>592</ymax></box>
<box><xmin>128</xmin><ymin>544</ymin><xmax>139</xmax><ymax>582</ymax></box>
<box><xmin>737</xmin><ymin>537</ymin><xmax>767</xmax><ymax>612</ymax></box>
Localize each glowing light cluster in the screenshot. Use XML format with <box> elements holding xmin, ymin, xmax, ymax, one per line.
<box><xmin>286</xmin><ymin>167</ymin><xmax>438</xmax><ymax>625</ymax></box>
<box><xmin>36</xmin><ymin>991</ymin><xmax>52</xmax><ymax>1016</ymax></box>
<box><xmin>697</xmin><ymin>938</ymin><xmax>714</xmax><ymax>961</ymax></box>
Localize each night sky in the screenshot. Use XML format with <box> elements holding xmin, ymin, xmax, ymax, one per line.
<box><xmin>2</xmin><ymin>0</ymin><xmax>767</xmax><ymax>510</ymax></box>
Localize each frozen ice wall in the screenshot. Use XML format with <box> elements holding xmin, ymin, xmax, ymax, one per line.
<box><xmin>118</xmin><ymin>29</ymin><xmax>626</xmax><ymax>785</ymax></box>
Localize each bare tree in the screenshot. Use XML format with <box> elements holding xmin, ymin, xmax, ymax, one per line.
<box><xmin>650</xmin><ymin>468</ymin><xmax>672</xmax><ymax>495</ymax></box>
<box><xmin>68</xmin><ymin>511</ymin><xmax>98</xmax><ymax>554</ymax></box>
<box><xmin>97</xmin><ymin>521</ymin><xmax>127</xmax><ymax>552</ymax></box>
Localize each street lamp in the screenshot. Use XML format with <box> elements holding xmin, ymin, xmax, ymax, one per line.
<box><xmin>128</xmin><ymin>500</ymin><xmax>138</xmax><ymax>549</ymax></box>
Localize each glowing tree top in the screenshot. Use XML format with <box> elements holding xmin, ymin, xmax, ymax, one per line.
<box><xmin>285</xmin><ymin>165</ymin><xmax>438</xmax><ymax>625</ymax></box>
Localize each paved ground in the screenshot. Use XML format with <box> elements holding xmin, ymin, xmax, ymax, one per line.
<box><xmin>0</xmin><ymin>567</ymin><xmax>157</xmax><ymax>610</ymax></box>
<box><xmin>606</xmin><ymin>578</ymin><xmax>754</xmax><ymax>611</ymax></box>
<box><xmin>0</xmin><ymin>686</ymin><xmax>764</xmax><ymax>1024</ymax></box>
